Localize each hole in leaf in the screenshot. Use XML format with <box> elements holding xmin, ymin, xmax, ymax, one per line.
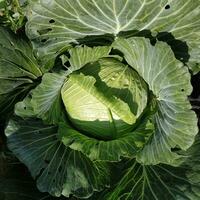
<box><xmin>181</xmin><ymin>89</ymin><xmax>185</xmax><ymax>92</ymax></box>
<box><xmin>24</xmin><ymin>107</ymin><xmax>26</xmax><ymax>110</ymax></box>
<box><xmin>41</xmin><ymin>39</ymin><xmax>47</xmax><ymax>43</ymax></box>
<box><xmin>165</xmin><ymin>4</ymin><xmax>170</xmax><ymax>9</ymax></box>
<box><xmin>171</xmin><ymin>147</ymin><xmax>181</xmax><ymax>152</ymax></box>
<box><xmin>49</xmin><ymin>19</ymin><xmax>55</xmax><ymax>23</ymax></box>
<box><xmin>37</xmin><ymin>28</ymin><xmax>52</xmax><ymax>35</ymax></box>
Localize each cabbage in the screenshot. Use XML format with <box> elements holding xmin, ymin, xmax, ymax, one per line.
<box><xmin>0</xmin><ymin>0</ymin><xmax>200</xmax><ymax>199</ymax></box>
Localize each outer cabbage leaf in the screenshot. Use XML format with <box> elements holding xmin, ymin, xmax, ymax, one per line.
<box><xmin>5</xmin><ymin>117</ymin><xmax>110</xmax><ymax>198</ymax></box>
<box><xmin>94</xmin><ymin>163</ymin><xmax>200</xmax><ymax>200</ymax></box>
<box><xmin>91</xmin><ymin>136</ymin><xmax>200</xmax><ymax>200</ymax></box>
<box><xmin>0</xmin><ymin>27</ymin><xmax>41</xmax><ymax>77</ymax></box>
<box><xmin>0</xmin><ymin>27</ymin><xmax>42</xmax><ymax>119</ymax></box>
<box><xmin>112</xmin><ymin>37</ymin><xmax>198</xmax><ymax>165</ymax></box>
<box><xmin>30</xmin><ymin>71</ymin><xmax>67</xmax><ymax>124</ymax></box>
<box><xmin>59</xmin><ymin>118</ymin><xmax>153</xmax><ymax>161</ymax></box>
<box><xmin>26</xmin><ymin>0</ymin><xmax>200</xmax><ymax>72</ymax></box>
<box><xmin>69</xmin><ymin>45</ymin><xmax>111</xmax><ymax>71</ymax></box>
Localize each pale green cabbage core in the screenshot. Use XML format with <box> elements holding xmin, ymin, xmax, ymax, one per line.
<box><xmin>61</xmin><ymin>58</ymin><xmax>148</xmax><ymax>140</ymax></box>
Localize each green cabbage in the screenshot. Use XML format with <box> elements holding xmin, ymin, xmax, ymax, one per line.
<box><xmin>0</xmin><ymin>0</ymin><xmax>200</xmax><ymax>199</ymax></box>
